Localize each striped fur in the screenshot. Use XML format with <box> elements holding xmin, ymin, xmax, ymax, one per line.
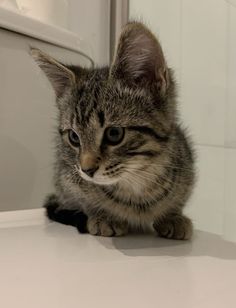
<box><xmin>32</xmin><ymin>22</ymin><xmax>195</xmax><ymax>240</ymax></box>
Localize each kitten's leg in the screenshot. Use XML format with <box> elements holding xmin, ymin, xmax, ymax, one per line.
<box><xmin>87</xmin><ymin>215</ymin><xmax>128</xmax><ymax>237</ymax></box>
<box><xmin>153</xmin><ymin>211</ymin><xmax>193</xmax><ymax>240</ymax></box>
<box><xmin>44</xmin><ymin>194</ymin><xmax>88</xmax><ymax>233</ymax></box>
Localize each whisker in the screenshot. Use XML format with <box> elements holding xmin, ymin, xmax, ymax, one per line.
<box><xmin>124</xmin><ymin>169</ymin><xmax>174</xmax><ymax>192</ymax></box>
<box><xmin>125</xmin><ymin>167</ymin><xmax>177</xmax><ymax>186</ymax></box>
<box><xmin>121</xmin><ymin>171</ymin><xmax>169</xmax><ymax>204</ymax></box>
<box><xmin>126</xmin><ymin>161</ymin><xmax>193</xmax><ymax>172</ymax></box>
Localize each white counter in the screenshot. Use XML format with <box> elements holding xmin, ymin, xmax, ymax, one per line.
<box><xmin>1</xmin><ymin>209</ymin><xmax>236</xmax><ymax>308</ymax></box>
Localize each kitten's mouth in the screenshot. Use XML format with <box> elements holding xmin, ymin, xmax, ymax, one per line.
<box><xmin>92</xmin><ymin>178</ymin><xmax>119</xmax><ymax>185</ymax></box>
<box><xmin>82</xmin><ymin>174</ymin><xmax>119</xmax><ymax>185</ymax></box>
<box><xmin>75</xmin><ymin>165</ymin><xmax>119</xmax><ymax>186</ymax></box>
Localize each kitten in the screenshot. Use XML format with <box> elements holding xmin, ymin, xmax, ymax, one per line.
<box><xmin>31</xmin><ymin>22</ymin><xmax>195</xmax><ymax>239</ymax></box>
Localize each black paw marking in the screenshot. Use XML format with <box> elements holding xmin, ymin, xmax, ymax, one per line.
<box><xmin>44</xmin><ymin>194</ymin><xmax>88</xmax><ymax>233</ymax></box>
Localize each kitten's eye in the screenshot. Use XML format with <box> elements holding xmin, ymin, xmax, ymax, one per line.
<box><xmin>68</xmin><ymin>129</ymin><xmax>80</xmax><ymax>147</ymax></box>
<box><xmin>104</xmin><ymin>127</ymin><xmax>124</xmax><ymax>145</ymax></box>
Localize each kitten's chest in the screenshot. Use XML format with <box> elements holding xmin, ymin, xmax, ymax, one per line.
<box><xmin>89</xmin><ymin>185</ymin><xmax>164</xmax><ymax>227</ymax></box>
<box><xmin>77</xmin><ymin>178</ymin><xmax>166</xmax><ymax>226</ymax></box>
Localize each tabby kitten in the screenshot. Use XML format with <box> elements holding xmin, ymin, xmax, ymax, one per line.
<box><xmin>31</xmin><ymin>22</ymin><xmax>195</xmax><ymax>239</ymax></box>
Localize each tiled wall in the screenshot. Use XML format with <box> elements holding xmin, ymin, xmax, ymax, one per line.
<box><xmin>130</xmin><ymin>0</ymin><xmax>236</xmax><ymax>238</ymax></box>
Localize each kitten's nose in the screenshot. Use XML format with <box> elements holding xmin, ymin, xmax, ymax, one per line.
<box><xmin>82</xmin><ymin>167</ymin><xmax>98</xmax><ymax>177</ymax></box>
<box><xmin>80</xmin><ymin>153</ymin><xmax>99</xmax><ymax>177</ymax></box>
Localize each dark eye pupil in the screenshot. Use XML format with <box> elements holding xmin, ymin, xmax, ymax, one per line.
<box><xmin>105</xmin><ymin>127</ymin><xmax>124</xmax><ymax>145</ymax></box>
<box><xmin>109</xmin><ymin>128</ymin><xmax>119</xmax><ymax>137</ymax></box>
<box><xmin>68</xmin><ymin>130</ymin><xmax>80</xmax><ymax>146</ymax></box>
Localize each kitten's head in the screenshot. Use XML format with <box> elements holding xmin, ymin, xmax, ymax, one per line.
<box><xmin>31</xmin><ymin>22</ymin><xmax>176</xmax><ymax>186</ymax></box>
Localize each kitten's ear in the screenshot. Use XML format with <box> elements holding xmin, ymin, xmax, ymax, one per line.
<box><xmin>110</xmin><ymin>22</ymin><xmax>169</xmax><ymax>93</ymax></box>
<box><xmin>30</xmin><ymin>48</ymin><xmax>76</xmax><ymax>97</ymax></box>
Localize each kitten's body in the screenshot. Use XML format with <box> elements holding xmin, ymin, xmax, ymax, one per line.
<box><xmin>32</xmin><ymin>22</ymin><xmax>195</xmax><ymax>239</ymax></box>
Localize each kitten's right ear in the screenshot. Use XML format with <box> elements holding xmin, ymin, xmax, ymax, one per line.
<box><xmin>110</xmin><ymin>22</ymin><xmax>169</xmax><ymax>94</ymax></box>
<box><xmin>30</xmin><ymin>48</ymin><xmax>76</xmax><ymax>97</ymax></box>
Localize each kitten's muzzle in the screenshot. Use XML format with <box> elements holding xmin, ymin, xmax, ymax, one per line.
<box><xmin>80</xmin><ymin>153</ymin><xmax>99</xmax><ymax>177</ymax></box>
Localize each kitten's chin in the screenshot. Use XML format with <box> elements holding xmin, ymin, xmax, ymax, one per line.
<box><xmin>80</xmin><ymin>173</ymin><xmax>119</xmax><ymax>186</ymax></box>
<box><xmin>93</xmin><ymin>179</ymin><xmax>119</xmax><ymax>186</ymax></box>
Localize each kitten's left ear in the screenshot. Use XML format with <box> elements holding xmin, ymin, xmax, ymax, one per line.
<box><xmin>110</xmin><ymin>22</ymin><xmax>169</xmax><ymax>94</ymax></box>
<box><xmin>30</xmin><ymin>48</ymin><xmax>76</xmax><ymax>97</ymax></box>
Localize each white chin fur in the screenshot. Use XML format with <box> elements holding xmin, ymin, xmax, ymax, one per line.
<box><xmin>80</xmin><ymin>173</ymin><xmax>119</xmax><ymax>186</ymax></box>
<box><xmin>75</xmin><ymin>165</ymin><xmax>119</xmax><ymax>185</ymax></box>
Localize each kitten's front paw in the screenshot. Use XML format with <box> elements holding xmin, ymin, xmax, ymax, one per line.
<box><xmin>87</xmin><ymin>217</ymin><xmax>128</xmax><ymax>237</ymax></box>
<box><xmin>153</xmin><ymin>213</ymin><xmax>193</xmax><ymax>240</ymax></box>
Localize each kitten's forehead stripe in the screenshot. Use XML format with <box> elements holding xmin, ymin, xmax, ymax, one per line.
<box><xmin>75</xmin><ymin>70</ymin><xmax>108</xmax><ymax>127</ymax></box>
<box><xmin>98</xmin><ymin>111</ymin><xmax>105</xmax><ymax>127</ymax></box>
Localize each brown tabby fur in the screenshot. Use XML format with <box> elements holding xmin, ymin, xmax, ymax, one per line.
<box><xmin>31</xmin><ymin>22</ymin><xmax>195</xmax><ymax>239</ymax></box>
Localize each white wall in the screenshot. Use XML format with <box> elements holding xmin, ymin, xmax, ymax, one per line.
<box><xmin>67</xmin><ymin>0</ymin><xmax>110</xmax><ymax>66</ymax></box>
<box><xmin>130</xmin><ymin>0</ymin><xmax>236</xmax><ymax>239</ymax></box>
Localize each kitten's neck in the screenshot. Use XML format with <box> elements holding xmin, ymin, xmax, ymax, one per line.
<box><xmin>103</xmin><ymin>163</ymin><xmax>167</xmax><ymax>206</ymax></box>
